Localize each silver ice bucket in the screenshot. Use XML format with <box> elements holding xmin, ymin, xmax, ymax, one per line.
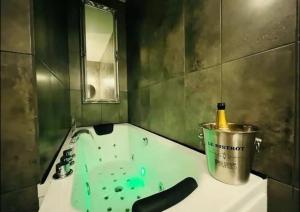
<box><xmin>200</xmin><ymin>123</ymin><xmax>262</xmax><ymax>185</ymax></box>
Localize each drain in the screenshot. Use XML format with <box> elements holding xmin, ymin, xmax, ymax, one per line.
<box><xmin>113</xmin><ymin>144</ymin><xmax>116</xmax><ymax>147</ymax></box>
<box><xmin>114</xmin><ymin>155</ymin><xmax>118</xmax><ymax>158</ymax></box>
<box><xmin>98</xmin><ymin>146</ymin><xmax>101</xmax><ymax>150</ymax></box>
<box><xmin>120</xmin><ymin>167</ymin><xmax>123</xmax><ymax>169</ymax></box>
<box><xmin>99</xmin><ymin>158</ymin><xmax>102</xmax><ymax>162</ymax></box>
<box><xmin>111</xmin><ymin>173</ymin><xmax>114</xmax><ymax>176</ymax></box>
<box><xmin>123</xmin><ymin>172</ymin><xmax>126</xmax><ymax>175</ymax></box>
<box><xmin>125</xmin><ymin>209</ymin><xmax>130</xmax><ymax>212</ymax></box>
<box><xmin>113</xmin><ymin>179</ymin><xmax>117</xmax><ymax>182</ymax></box>
<box><xmin>120</xmin><ymin>196</ymin><xmax>124</xmax><ymax>200</ymax></box>
<box><xmin>107</xmin><ymin>207</ymin><xmax>112</xmax><ymax>211</ymax></box>
<box><xmin>104</xmin><ymin>196</ymin><xmax>109</xmax><ymax>200</ymax></box>
<box><xmin>114</xmin><ymin>186</ymin><xmax>123</xmax><ymax>192</ymax></box>
<box><xmin>131</xmin><ymin>187</ymin><xmax>135</xmax><ymax>190</ymax></box>
<box><xmin>102</xmin><ymin>186</ymin><xmax>106</xmax><ymax>190</ymax></box>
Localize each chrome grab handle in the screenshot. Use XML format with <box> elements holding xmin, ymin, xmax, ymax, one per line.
<box><xmin>198</xmin><ymin>133</ymin><xmax>204</xmax><ymax>139</ymax></box>
<box><xmin>198</xmin><ymin>127</ymin><xmax>205</xmax><ymax>146</ymax></box>
<box><xmin>254</xmin><ymin>137</ymin><xmax>262</xmax><ymax>152</ymax></box>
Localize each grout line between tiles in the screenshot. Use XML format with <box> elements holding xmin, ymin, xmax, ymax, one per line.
<box><xmin>292</xmin><ymin>0</ymin><xmax>300</xmax><ymax>188</ymax></box>
<box><xmin>0</xmin><ymin>50</ymin><xmax>33</xmax><ymax>56</ymax></box>
<box><xmin>36</xmin><ymin>58</ymin><xmax>67</xmax><ymax>88</ymax></box>
<box><xmin>220</xmin><ymin>0</ymin><xmax>223</xmax><ymax>102</ymax></box>
<box><xmin>222</xmin><ymin>42</ymin><xmax>295</xmax><ymax>65</ymax></box>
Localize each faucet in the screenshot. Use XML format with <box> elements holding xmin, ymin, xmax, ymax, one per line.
<box><xmin>53</xmin><ymin>148</ymin><xmax>75</xmax><ymax>179</ymax></box>
<box><xmin>61</xmin><ymin>149</ymin><xmax>75</xmax><ymax>165</ymax></box>
<box><xmin>71</xmin><ymin>129</ymin><xmax>94</xmax><ymax>141</ymax></box>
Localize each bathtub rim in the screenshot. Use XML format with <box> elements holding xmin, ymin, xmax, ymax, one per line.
<box><xmin>129</xmin><ymin>124</ymin><xmax>267</xmax><ymax>180</ymax></box>
<box><xmin>38</xmin><ymin>123</ymin><xmax>268</xmax><ymax>211</ymax></box>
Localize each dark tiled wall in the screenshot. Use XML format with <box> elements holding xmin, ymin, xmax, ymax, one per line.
<box><xmin>68</xmin><ymin>0</ymin><xmax>128</xmax><ymax>126</ymax></box>
<box><xmin>294</xmin><ymin>0</ymin><xmax>300</xmax><ymax>191</ymax></box>
<box><xmin>268</xmin><ymin>178</ymin><xmax>299</xmax><ymax>212</ymax></box>
<box><xmin>33</xmin><ymin>0</ymin><xmax>71</xmax><ymax>180</ymax></box>
<box><xmin>127</xmin><ymin>0</ymin><xmax>299</xmax><ymax>211</ymax></box>
<box><xmin>1</xmin><ymin>0</ymin><xmax>39</xmax><ymax>211</ymax></box>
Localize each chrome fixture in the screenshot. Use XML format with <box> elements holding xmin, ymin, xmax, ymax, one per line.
<box><xmin>70</xmin><ymin>136</ymin><xmax>79</xmax><ymax>144</ymax></box>
<box><xmin>63</xmin><ymin>148</ymin><xmax>75</xmax><ymax>158</ymax></box>
<box><xmin>71</xmin><ymin>129</ymin><xmax>94</xmax><ymax>140</ymax></box>
<box><xmin>53</xmin><ymin>161</ymin><xmax>73</xmax><ymax>179</ymax></box>
<box><xmin>53</xmin><ymin>149</ymin><xmax>75</xmax><ymax>179</ymax></box>
<box><xmin>69</xmin><ymin>135</ymin><xmax>76</xmax><ymax>146</ymax></box>
<box><xmin>254</xmin><ymin>137</ymin><xmax>262</xmax><ymax>152</ymax></box>
<box><xmin>61</xmin><ymin>156</ymin><xmax>74</xmax><ymax>166</ymax></box>
<box><xmin>61</xmin><ymin>149</ymin><xmax>75</xmax><ymax>166</ymax></box>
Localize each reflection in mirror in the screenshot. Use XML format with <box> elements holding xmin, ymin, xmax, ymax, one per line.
<box><xmin>87</xmin><ymin>84</ymin><xmax>96</xmax><ymax>99</ymax></box>
<box><xmin>82</xmin><ymin>1</ymin><xmax>119</xmax><ymax>103</ymax></box>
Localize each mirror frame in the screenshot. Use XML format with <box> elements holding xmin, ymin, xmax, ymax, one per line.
<box><xmin>80</xmin><ymin>0</ymin><xmax>119</xmax><ymax>103</ymax></box>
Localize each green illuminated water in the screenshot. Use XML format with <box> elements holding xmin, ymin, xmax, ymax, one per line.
<box><xmin>72</xmin><ymin>161</ymin><xmax>157</xmax><ymax>212</ymax></box>
<box><xmin>71</xmin><ymin>134</ymin><xmax>158</xmax><ymax>212</ymax></box>
<box><xmin>69</xmin><ymin>127</ymin><xmax>201</xmax><ymax>212</ymax></box>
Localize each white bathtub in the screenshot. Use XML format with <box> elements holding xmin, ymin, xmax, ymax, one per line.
<box><xmin>38</xmin><ymin>123</ymin><xmax>267</xmax><ymax>212</ymax></box>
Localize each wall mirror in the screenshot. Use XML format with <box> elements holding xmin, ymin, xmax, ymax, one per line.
<box><xmin>81</xmin><ymin>0</ymin><xmax>119</xmax><ymax>103</ymax></box>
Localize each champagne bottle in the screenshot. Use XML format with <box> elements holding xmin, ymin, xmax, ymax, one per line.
<box><xmin>215</xmin><ymin>102</ymin><xmax>229</xmax><ymax>129</ymax></box>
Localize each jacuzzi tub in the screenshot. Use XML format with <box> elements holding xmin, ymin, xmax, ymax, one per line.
<box><xmin>38</xmin><ymin>123</ymin><xmax>267</xmax><ymax>212</ymax></box>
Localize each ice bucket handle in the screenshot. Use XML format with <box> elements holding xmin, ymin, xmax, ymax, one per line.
<box><xmin>198</xmin><ymin>127</ymin><xmax>205</xmax><ymax>146</ymax></box>
<box><xmin>254</xmin><ymin>137</ymin><xmax>262</xmax><ymax>152</ymax></box>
